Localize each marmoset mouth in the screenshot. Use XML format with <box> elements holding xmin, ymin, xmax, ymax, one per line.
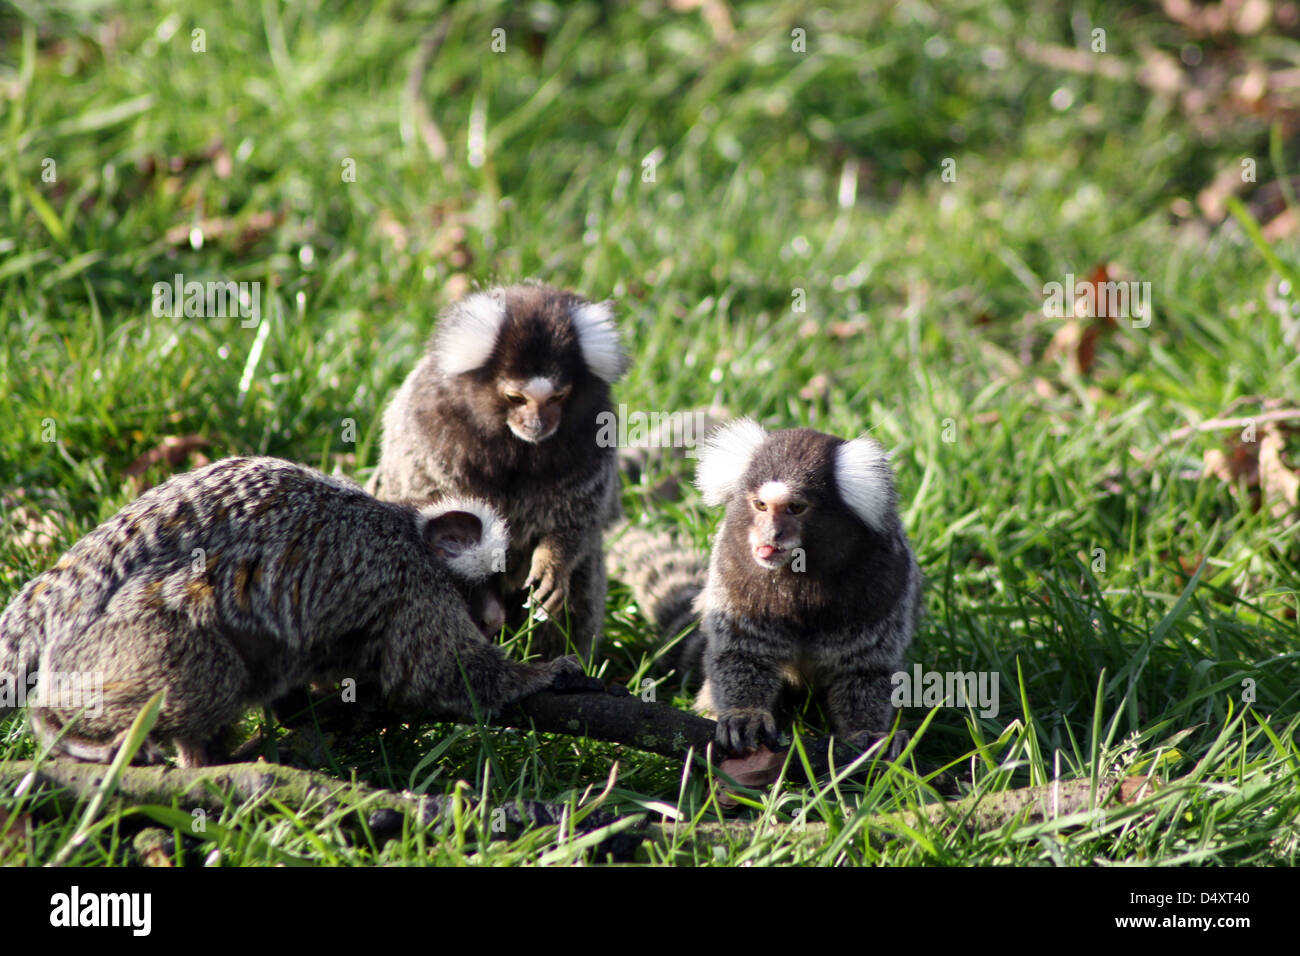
<box><xmin>752</xmin><ymin>543</ymin><xmax>793</xmax><ymax>568</ymax></box>
<box><xmin>508</xmin><ymin>420</ymin><xmax>555</xmax><ymax>443</ymax></box>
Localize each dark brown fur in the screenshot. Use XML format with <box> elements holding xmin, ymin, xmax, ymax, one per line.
<box><xmin>697</xmin><ymin>428</ymin><xmax>921</xmax><ymax>755</ymax></box>
<box><xmin>369</xmin><ymin>284</ymin><xmax>625</xmax><ymax>662</ymax></box>
<box><xmin>0</xmin><ymin>457</ymin><xmax>585</xmax><ymax>766</ymax></box>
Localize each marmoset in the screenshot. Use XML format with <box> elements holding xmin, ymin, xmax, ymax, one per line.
<box><xmin>613</xmin><ymin>420</ymin><xmax>921</xmax><ymax>755</ymax></box>
<box><xmin>0</xmin><ymin>457</ymin><xmax>589</xmax><ymax>766</ymax></box>
<box><xmin>368</xmin><ymin>283</ymin><xmax>627</xmax><ymax>663</ymax></box>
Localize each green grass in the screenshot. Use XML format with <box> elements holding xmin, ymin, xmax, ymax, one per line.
<box><xmin>2</xmin><ymin>0</ymin><xmax>1299</xmax><ymax>866</ymax></box>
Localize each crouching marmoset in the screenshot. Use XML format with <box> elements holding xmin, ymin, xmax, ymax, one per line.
<box><xmin>0</xmin><ymin>457</ymin><xmax>593</xmax><ymax>766</ymax></box>
<box><xmin>696</xmin><ymin>420</ymin><xmax>921</xmax><ymax>754</ymax></box>
<box><xmin>368</xmin><ymin>283</ymin><xmax>627</xmax><ymax>664</ymax></box>
<box><xmin>612</xmin><ymin>420</ymin><xmax>921</xmax><ymax>756</ymax></box>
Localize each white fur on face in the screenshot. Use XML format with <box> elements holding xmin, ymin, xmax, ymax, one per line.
<box><xmin>435</xmin><ymin>291</ymin><xmax>508</xmax><ymax>376</ymax></box>
<box><xmin>416</xmin><ymin>497</ymin><xmax>510</xmax><ymax>581</ymax></box>
<box><xmin>695</xmin><ymin>418</ymin><xmax>768</xmax><ymax>506</ymax></box>
<box><xmin>834</xmin><ymin>437</ymin><xmax>894</xmax><ymax>532</ymax></box>
<box><xmin>756</xmin><ymin>481</ymin><xmax>791</xmax><ymax>506</ymax></box>
<box><xmin>570</xmin><ymin>300</ymin><xmax>625</xmax><ymax>382</ymax></box>
<box><xmin>523</xmin><ymin>376</ymin><xmax>555</xmax><ymax>401</ymax></box>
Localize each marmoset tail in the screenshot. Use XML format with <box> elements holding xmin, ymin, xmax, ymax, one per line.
<box><xmin>605</xmin><ymin>522</ymin><xmax>708</xmax><ymax>682</ymax></box>
<box><xmin>0</xmin><ymin>457</ymin><xmax>589</xmax><ymax>766</ymax></box>
<box><xmin>368</xmin><ymin>283</ymin><xmax>627</xmax><ymax>663</ymax></box>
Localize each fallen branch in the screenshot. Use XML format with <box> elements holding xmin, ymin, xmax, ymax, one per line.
<box><xmin>646</xmin><ymin>774</ymin><xmax>1161</xmax><ymax>848</ymax></box>
<box><xmin>5</xmin><ymin>759</ymin><xmax>410</xmax><ymax>822</ymax></box>
<box><xmin>506</xmin><ymin>690</ymin><xmax>715</xmax><ymax>758</ymax></box>
<box><xmin>1</xmin><ymin>759</ymin><xmax>639</xmax><ymax>859</ymax></box>
<box><xmin>282</xmin><ymin>688</ymin><xmax>918</xmax><ymax>786</ymax></box>
<box><xmin>1016</xmin><ymin>38</ymin><xmax>1132</xmax><ymax>81</ymax></box>
<box><xmin>1161</xmin><ymin>407</ymin><xmax>1300</xmax><ymax>444</ymax></box>
<box><xmin>1</xmin><ymin>689</ymin><xmax>934</xmax><ymax>853</ymax></box>
<box><xmin>1</xmin><ymin>755</ymin><xmax>1158</xmax><ymax>865</ymax></box>
<box><xmin>1128</xmin><ymin>406</ymin><xmax>1300</xmax><ymax>469</ymax></box>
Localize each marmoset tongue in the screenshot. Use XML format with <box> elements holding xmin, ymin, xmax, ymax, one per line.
<box><xmin>755</xmin><ymin>545</ymin><xmax>778</xmax><ymax>559</ymax></box>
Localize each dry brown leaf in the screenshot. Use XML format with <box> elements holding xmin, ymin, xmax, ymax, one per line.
<box><xmin>1033</xmin><ymin>4</ymin><xmax>1298</xmax><ymax>142</ymax></box>
<box><xmin>1167</xmin><ymin>551</ymin><xmax>1208</xmax><ymax>583</ymax></box>
<box><xmin>375</xmin><ymin>209</ymin><xmax>408</xmax><ymax>251</ymax></box>
<box><xmin>1230</xmin><ymin>64</ymin><xmax>1271</xmax><ymax>105</ymax></box>
<box><xmin>1162</xmin><ymin>0</ymin><xmax>1274</xmax><ymax>35</ymax></box>
<box><xmin>203</xmin><ymin>138</ymin><xmax>233</xmax><ymax>180</ymax></box>
<box><xmin>3</xmin><ymin>500</ymin><xmax>67</xmax><ymax>554</ymax></box>
<box><xmin>1262</xmin><ymin>207</ymin><xmax>1299</xmax><ymax>241</ymax></box>
<box><xmin>668</xmin><ymin>0</ymin><xmax>736</xmax><ymax>45</ymax></box>
<box><xmin>1044</xmin><ymin>321</ymin><xmax>1084</xmax><ymax>371</ymax></box>
<box><xmin>1197</xmin><ymin>163</ymin><xmax>1249</xmax><ymax>222</ymax></box>
<box><xmin>1198</xmin><ymin>419</ymin><xmax>1300</xmax><ymax>517</ymax></box>
<box><xmin>139</xmin><ymin>137</ymin><xmax>232</xmax><ymax>184</ymax></box>
<box><xmin>445</xmin><ymin>273</ymin><xmax>472</xmax><ymax>301</ymax></box>
<box><xmin>429</xmin><ymin>220</ymin><xmax>473</xmax><ymax>269</ymax></box>
<box><xmin>1137</xmin><ymin>44</ymin><xmax>1187</xmax><ymax>96</ymax></box>
<box><xmin>1115</xmin><ymin>775</ymin><xmax>1163</xmax><ymax>804</ymax></box>
<box><xmin>164</xmin><ymin>210</ymin><xmax>283</xmax><ymax>250</ymax></box>
<box><xmin>1259</xmin><ymin>424</ymin><xmax>1300</xmax><ymax>517</ymax></box>
<box><xmin>124</xmin><ymin>435</ymin><xmax>213</xmax><ymax>493</ymax></box>
<box><xmin>714</xmin><ymin>746</ymin><xmax>786</xmax><ymax>809</ymax></box>
<box><xmin>7</xmin><ymin>507</ymin><xmax>65</xmax><ymax>552</ymax></box>
<box><xmin>1203</xmin><ymin>442</ymin><xmax>1258</xmax><ymax>485</ymax></box>
<box><xmin>1043</xmin><ymin>264</ymin><xmax>1116</xmax><ymax>375</ymax></box>
<box><xmin>797</xmin><ymin>320</ymin><xmax>865</xmax><ymax>341</ymax></box>
<box><xmin>1078</xmin><ymin>264</ymin><xmax>1120</xmax><ymax>323</ymax></box>
<box><xmin>799</xmin><ymin>373</ymin><xmax>831</xmax><ymax>401</ymax></box>
<box><xmin>1076</xmin><ymin>322</ymin><xmax>1104</xmax><ymax>375</ymax></box>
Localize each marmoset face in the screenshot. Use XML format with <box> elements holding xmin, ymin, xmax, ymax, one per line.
<box><xmin>497</xmin><ymin>375</ymin><xmax>572</xmax><ymax>443</ymax></box>
<box><xmin>745</xmin><ymin>480</ymin><xmax>810</xmax><ymax>569</ymax></box>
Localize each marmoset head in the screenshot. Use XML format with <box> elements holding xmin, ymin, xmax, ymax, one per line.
<box><xmin>432</xmin><ymin>284</ymin><xmax>625</xmax><ymax>443</ymax></box>
<box><xmin>696</xmin><ymin>420</ymin><xmax>897</xmax><ymax>572</ymax></box>
<box><xmin>416</xmin><ymin>497</ymin><xmax>510</xmax><ymax>635</ymax></box>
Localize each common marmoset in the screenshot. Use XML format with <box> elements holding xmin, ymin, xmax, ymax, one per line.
<box><xmin>368</xmin><ymin>283</ymin><xmax>626</xmax><ymax>663</ymax></box>
<box><xmin>0</xmin><ymin>457</ymin><xmax>589</xmax><ymax>766</ymax></box>
<box><xmin>613</xmin><ymin>420</ymin><xmax>921</xmax><ymax>756</ymax></box>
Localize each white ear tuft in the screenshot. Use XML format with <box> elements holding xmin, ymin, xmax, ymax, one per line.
<box><xmin>416</xmin><ymin>497</ymin><xmax>510</xmax><ymax>581</ymax></box>
<box><xmin>435</xmin><ymin>291</ymin><xmax>507</xmax><ymax>376</ymax></box>
<box><xmin>570</xmin><ymin>300</ymin><xmax>626</xmax><ymax>382</ymax></box>
<box><xmin>695</xmin><ymin>418</ymin><xmax>768</xmax><ymax>506</ymax></box>
<box><xmin>834</xmin><ymin>437</ymin><xmax>895</xmax><ymax>532</ymax></box>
